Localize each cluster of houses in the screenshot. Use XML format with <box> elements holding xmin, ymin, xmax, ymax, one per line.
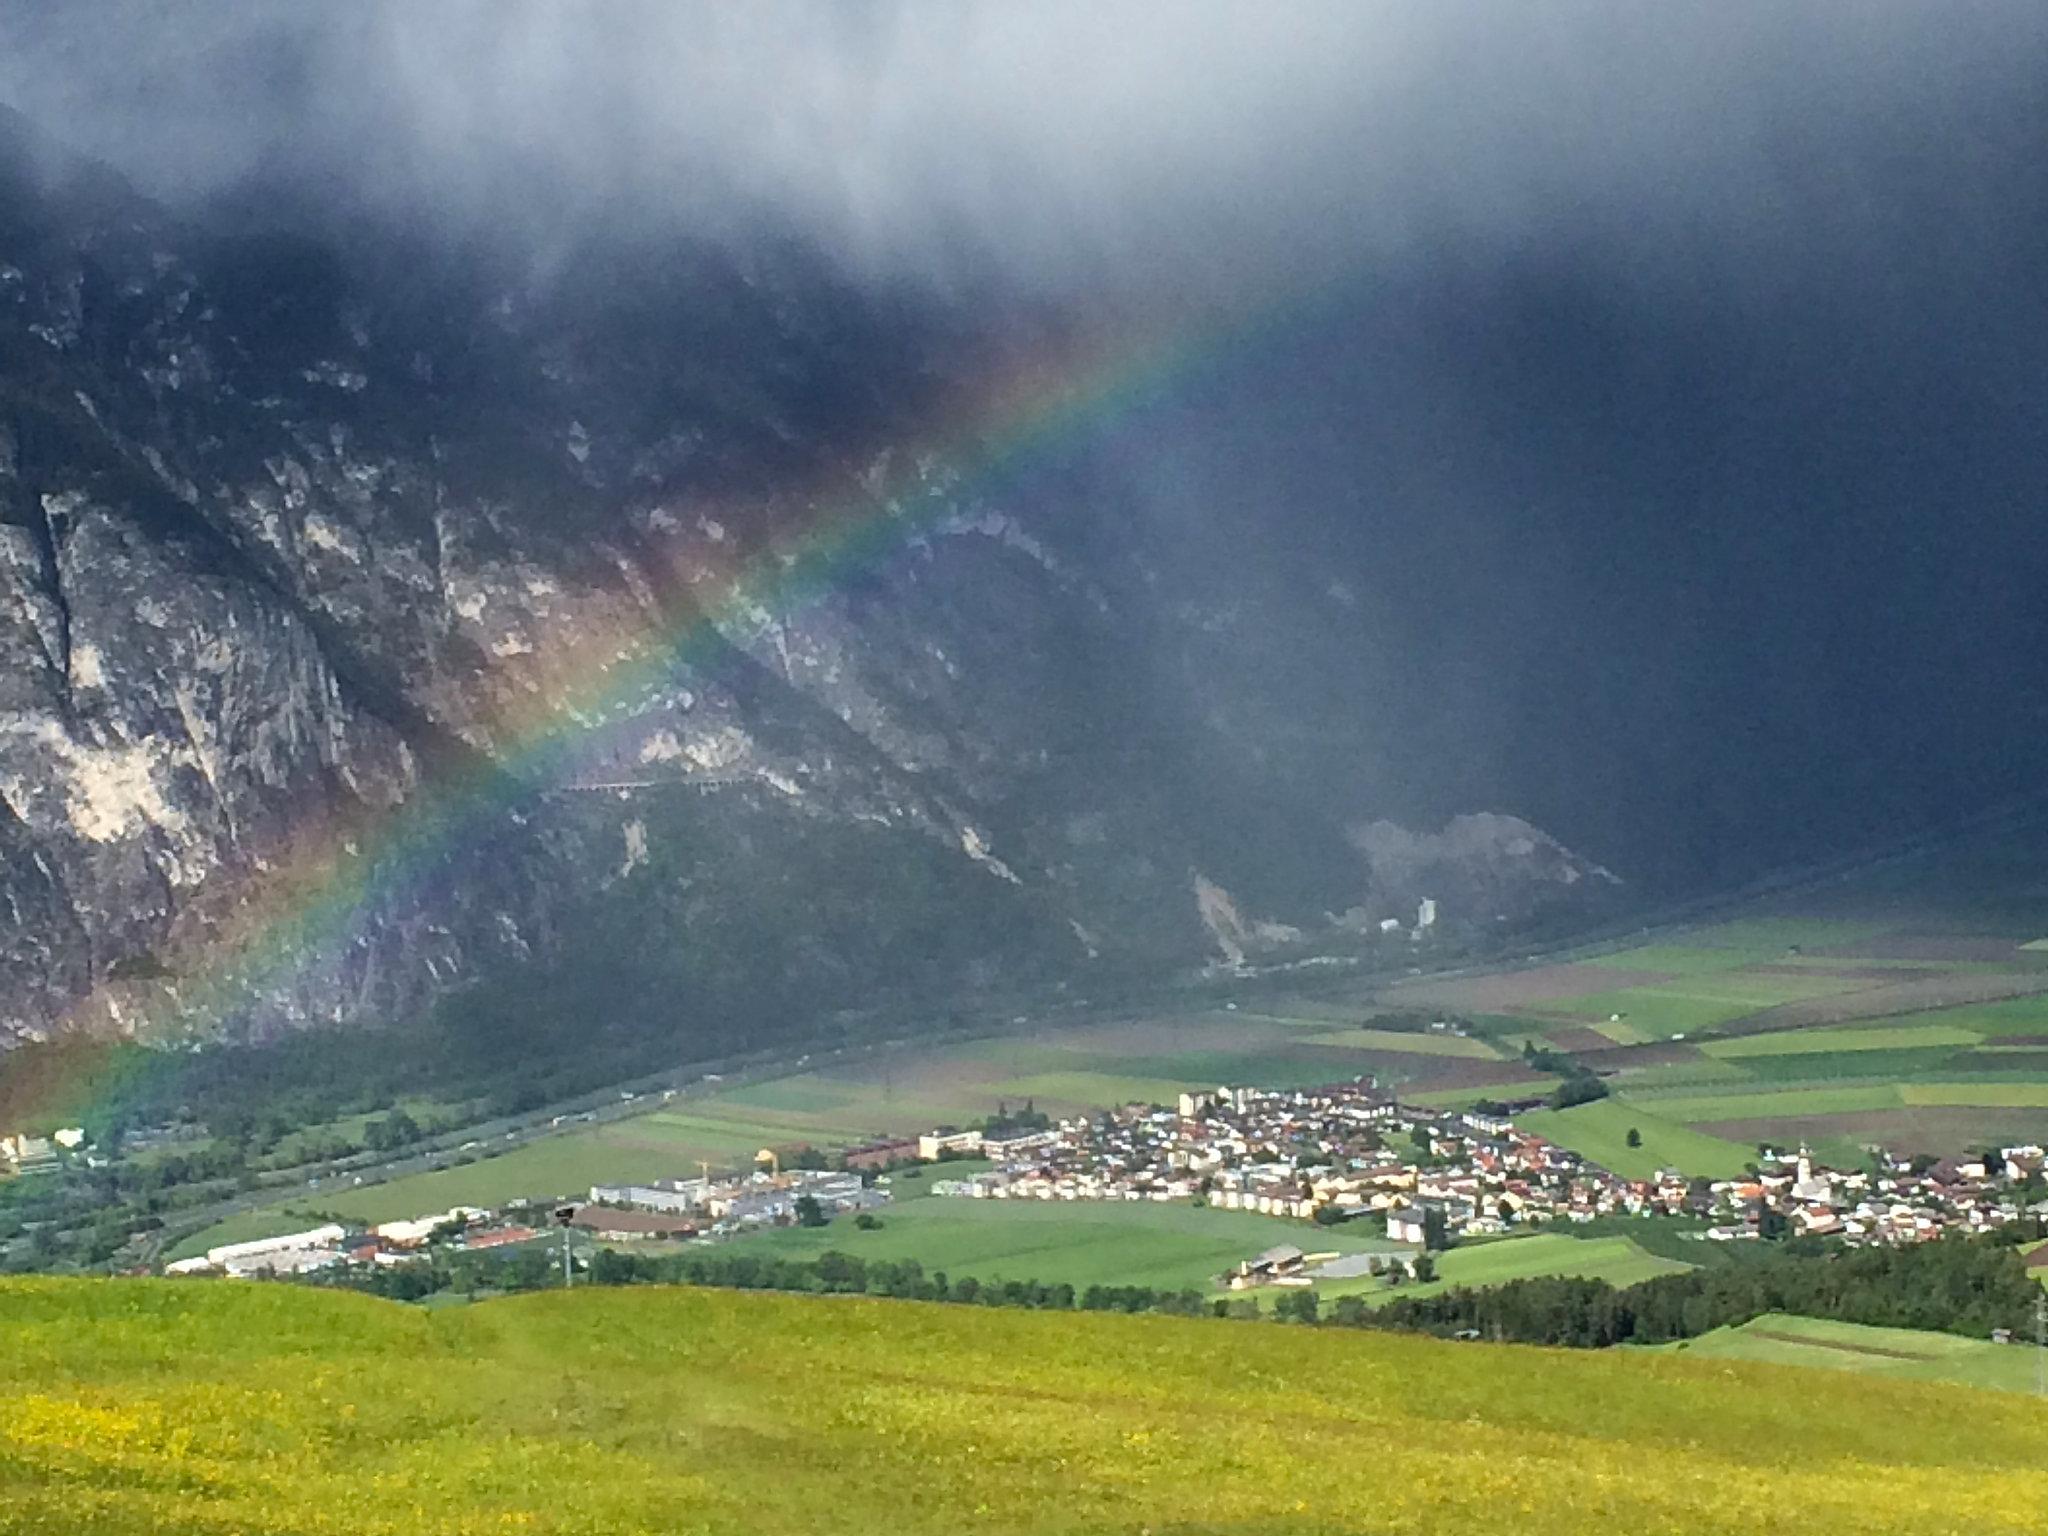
<box><xmin>583</xmin><ymin>1165</ymin><xmax>885</xmax><ymax>1238</ymax></box>
<box><xmin>918</xmin><ymin>1079</ymin><xmax>2048</xmax><ymax>1266</ymax></box>
<box><xmin>1686</xmin><ymin>1144</ymin><xmax>2048</xmax><ymax>1243</ymax></box>
<box><xmin>165</xmin><ymin>1165</ymin><xmax>895</xmax><ymax>1278</ymax></box>
<box><xmin>156</xmin><ymin>1074</ymin><xmax>2048</xmax><ymax>1288</ymax></box>
<box><xmin>159</xmin><ymin>1132</ymin><xmax>908</xmax><ymax>1281</ymax></box>
<box><xmin>0</xmin><ymin>1128</ymin><xmax>85</xmax><ymax>1176</ymax></box>
<box><xmin>925</xmin><ymin>1080</ymin><xmax>1623</xmax><ymax>1241</ymax></box>
<box><xmin>162</xmin><ymin>1206</ymin><xmax>535</xmax><ymax>1279</ymax></box>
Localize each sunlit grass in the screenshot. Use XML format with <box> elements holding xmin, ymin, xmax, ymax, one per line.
<box><xmin>4</xmin><ymin>1277</ymin><xmax>2047</xmax><ymax>1535</ymax></box>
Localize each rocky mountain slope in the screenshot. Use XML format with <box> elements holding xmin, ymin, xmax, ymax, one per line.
<box><xmin>0</xmin><ymin>111</ymin><xmax>1618</xmax><ymax>1054</ymax></box>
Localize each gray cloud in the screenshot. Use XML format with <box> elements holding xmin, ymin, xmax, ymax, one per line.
<box><xmin>0</xmin><ymin>2</ymin><xmax>2043</xmax><ymax>297</ymax></box>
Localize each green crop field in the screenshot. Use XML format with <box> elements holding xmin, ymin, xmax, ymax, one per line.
<box><xmin>1584</xmin><ymin>944</ymin><xmax>1792</xmax><ymax>975</ymax></box>
<box><xmin>1702</xmin><ymin>1023</ymin><xmax>1987</xmax><ymax>1057</ymax></box>
<box><xmin>1517</xmin><ymin>1099</ymin><xmax>1755</xmax><ymax>1179</ymax></box>
<box><xmin>721</xmin><ymin>1176</ymin><xmax>1694</xmax><ymax>1303</ymax></box>
<box><xmin>1666</xmin><ymin>1313</ymin><xmax>2045</xmax><ymax>1394</ymax></box>
<box><xmin>1534</xmin><ymin>989</ymin><xmax>1775</xmax><ymax>1035</ymax></box>
<box><xmin>5</xmin><ymin>1277</ymin><xmax>2046</xmax><ymax>1535</ymax></box>
<box><xmin>1903</xmin><ymin>1082</ymin><xmax>2048</xmax><ymax>1108</ymax></box>
<box><xmin>1302</xmin><ymin>1027</ymin><xmax>1504</xmax><ymax>1058</ymax></box>
<box><xmin>1368</xmin><ymin>1230</ymin><xmax>1693</xmax><ymax>1303</ymax></box>
<box><xmin>1631</xmin><ymin>1081</ymin><xmax>2048</xmax><ymax>1122</ymax></box>
<box><xmin>723</xmin><ymin>1186</ymin><xmax>1407</xmax><ymax>1292</ymax></box>
<box><xmin>1668</xmin><ymin>918</ymin><xmax>1894</xmax><ymax>950</ymax></box>
<box><xmin>1879</xmin><ymin>995</ymin><xmax>2048</xmax><ymax>1038</ymax></box>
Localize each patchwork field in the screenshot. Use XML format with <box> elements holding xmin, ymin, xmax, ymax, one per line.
<box><xmin>7</xmin><ymin>1278</ymin><xmax>2047</xmax><ymax>1535</ymax></box>
<box><xmin>1396</xmin><ymin>908</ymin><xmax>2048</xmax><ymax>1172</ymax></box>
<box><xmin>1667</xmin><ymin>1312</ymin><xmax>2045</xmax><ymax>1395</ymax></box>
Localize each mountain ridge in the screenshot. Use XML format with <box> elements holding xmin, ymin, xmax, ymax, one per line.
<box><xmin>0</xmin><ymin>117</ymin><xmax>1621</xmax><ymax>1054</ymax></box>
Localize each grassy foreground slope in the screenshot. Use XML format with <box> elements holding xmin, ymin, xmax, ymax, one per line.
<box><xmin>5</xmin><ymin>1280</ymin><xmax>2048</xmax><ymax>1535</ymax></box>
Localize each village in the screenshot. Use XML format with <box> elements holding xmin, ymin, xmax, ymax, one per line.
<box><xmin>914</xmin><ymin>1080</ymin><xmax>2048</xmax><ymax>1275</ymax></box>
<box><xmin>146</xmin><ymin>1073</ymin><xmax>2048</xmax><ymax>1291</ymax></box>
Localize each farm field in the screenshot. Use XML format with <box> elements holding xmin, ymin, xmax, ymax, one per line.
<box><xmin>1666</xmin><ymin>1312</ymin><xmax>2044</xmax><ymax>1395</ymax></box>
<box><xmin>1361</xmin><ymin>1230</ymin><xmax>1693</xmax><ymax>1304</ymax></box>
<box><xmin>1390</xmin><ymin>894</ymin><xmax>2048</xmax><ymax>1169</ymax></box>
<box><xmin>721</xmin><ymin>1180</ymin><xmax>1411</xmax><ymax>1292</ymax></box>
<box><xmin>6</xmin><ymin>1277</ymin><xmax>2047</xmax><ymax>1536</ymax></box>
<box><xmin>1516</xmin><ymin>1099</ymin><xmax>1754</xmax><ymax>1180</ymax></box>
<box><xmin>720</xmin><ymin>1175</ymin><xmax>1692</xmax><ymax>1302</ymax></box>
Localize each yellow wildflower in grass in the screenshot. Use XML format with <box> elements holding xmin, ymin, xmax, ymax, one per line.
<box><xmin>0</xmin><ymin>1276</ymin><xmax>2045</xmax><ymax>1534</ymax></box>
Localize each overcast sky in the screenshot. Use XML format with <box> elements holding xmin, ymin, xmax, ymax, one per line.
<box><xmin>3</xmin><ymin>3</ymin><xmax>2046</xmax><ymax>888</ymax></box>
<box><xmin>2</xmin><ymin>2</ymin><xmax>2044</xmax><ymax>298</ymax></box>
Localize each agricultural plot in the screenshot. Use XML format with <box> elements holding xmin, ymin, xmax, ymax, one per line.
<box><xmin>1663</xmin><ymin>918</ymin><xmax>1895</xmax><ymax>951</ymax></box>
<box><xmin>1724</xmin><ymin>972</ymin><xmax>2048</xmax><ymax>1037</ymax></box>
<box><xmin>1506</xmin><ymin>1080</ymin><xmax>2048</xmax><ymax>1176</ymax></box>
<box><xmin>1355</xmin><ymin>1231</ymin><xmax>1693</xmax><ymax>1304</ymax></box>
<box><xmin>1300</xmin><ymin>1027</ymin><xmax>1503</xmax><ymax>1059</ymax></box>
<box><xmin>724</xmin><ymin>1179</ymin><xmax>1685</xmax><ymax>1302</ymax></box>
<box><xmin>723</xmin><ymin>1185</ymin><xmax>1408</xmax><ymax>1293</ymax></box>
<box><xmin>1702</xmin><ymin>1023</ymin><xmax>1986</xmax><ymax>1058</ymax></box>
<box><xmin>1387</xmin><ymin>962</ymin><xmax>1680</xmax><ymax>1012</ymax></box>
<box><xmin>1400</xmin><ymin>905</ymin><xmax>2048</xmax><ymax>1167</ymax></box>
<box><xmin>1669</xmin><ymin>1313</ymin><xmax>2043</xmax><ymax>1395</ymax></box>
<box><xmin>1516</xmin><ymin>1099</ymin><xmax>1754</xmax><ymax>1180</ymax></box>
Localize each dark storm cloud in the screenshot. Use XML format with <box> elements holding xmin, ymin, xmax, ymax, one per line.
<box><xmin>1</xmin><ymin>2</ymin><xmax>2044</xmax><ymax>294</ymax></box>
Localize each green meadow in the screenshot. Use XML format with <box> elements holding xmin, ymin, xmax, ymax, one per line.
<box><xmin>1667</xmin><ymin>1312</ymin><xmax>2045</xmax><ymax>1394</ymax></box>
<box><xmin>1701</xmin><ymin>1023</ymin><xmax>1986</xmax><ymax>1057</ymax></box>
<box><xmin>5</xmin><ymin>1277</ymin><xmax>2047</xmax><ymax>1535</ymax></box>
<box><xmin>718</xmin><ymin>1172</ymin><xmax>1693</xmax><ymax>1303</ymax></box>
<box><xmin>1300</xmin><ymin>1027</ymin><xmax>1502</xmax><ymax>1058</ymax></box>
<box><xmin>1517</xmin><ymin>1099</ymin><xmax>1754</xmax><ymax>1180</ymax></box>
<box><xmin>1357</xmin><ymin>1230</ymin><xmax>1692</xmax><ymax>1303</ymax></box>
<box><xmin>723</xmin><ymin>1184</ymin><xmax>1407</xmax><ymax>1292</ymax></box>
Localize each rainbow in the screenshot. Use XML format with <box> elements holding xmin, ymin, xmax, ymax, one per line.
<box><xmin>0</xmin><ymin>304</ymin><xmax>1234</xmax><ymax>1130</ymax></box>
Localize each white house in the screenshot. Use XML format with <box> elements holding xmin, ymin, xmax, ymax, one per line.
<box><xmin>1386</xmin><ymin>1206</ymin><xmax>1434</xmax><ymax>1245</ymax></box>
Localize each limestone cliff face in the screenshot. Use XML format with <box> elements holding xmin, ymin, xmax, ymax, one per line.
<box><xmin>0</xmin><ymin>112</ymin><xmax>1619</xmax><ymax>1050</ymax></box>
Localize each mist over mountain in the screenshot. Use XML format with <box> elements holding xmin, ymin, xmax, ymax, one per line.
<box><xmin>0</xmin><ymin>5</ymin><xmax>2044</xmax><ymax>1057</ymax></box>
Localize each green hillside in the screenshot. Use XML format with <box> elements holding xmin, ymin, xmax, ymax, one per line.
<box><xmin>4</xmin><ymin>1278</ymin><xmax>2047</xmax><ymax>1534</ymax></box>
<box><xmin>1667</xmin><ymin>1312</ymin><xmax>2045</xmax><ymax>1394</ymax></box>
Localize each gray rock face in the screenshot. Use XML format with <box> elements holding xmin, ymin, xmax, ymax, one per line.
<box><xmin>0</xmin><ymin>113</ymin><xmax>1619</xmax><ymax>1050</ymax></box>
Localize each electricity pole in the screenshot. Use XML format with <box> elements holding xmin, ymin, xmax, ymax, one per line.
<box><xmin>553</xmin><ymin>1205</ymin><xmax>577</xmax><ymax>1291</ymax></box>
<box><xmin>2036</xmin><ymin>1293</ymin><xmax>2044</xmax><ymax>1399</ymax></box>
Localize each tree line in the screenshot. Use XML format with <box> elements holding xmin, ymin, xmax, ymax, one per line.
<box><xmin>308</xmin><ymin>1219</ymin><xmax>2048</xmax><ymax>1350</ymax></box>
<box><xmin>1357</xmin><ymin>1226</ymin><xmax>2044</xmax><ymax>1346</ymax></box>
